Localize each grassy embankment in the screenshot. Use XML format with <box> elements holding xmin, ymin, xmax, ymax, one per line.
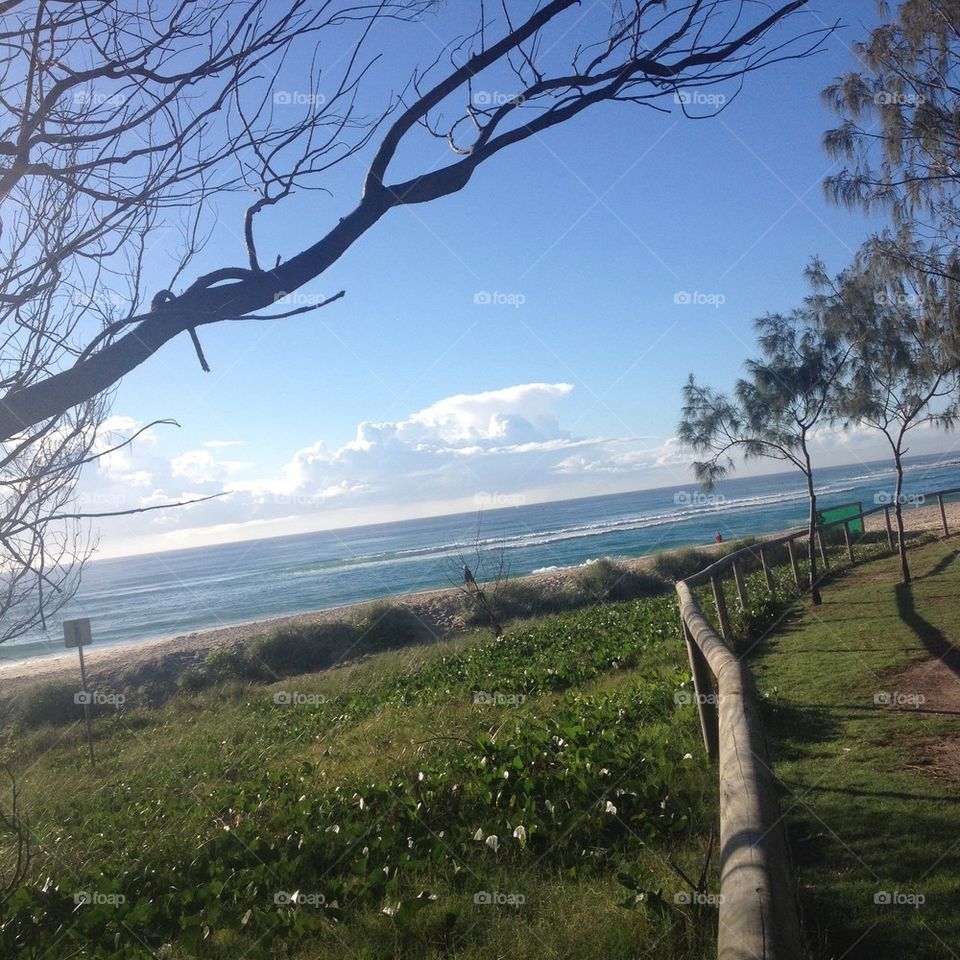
<box><xmin>750</xmin><ymin>538</ymin><xmax>960</xmax><ymax>958</ymax></box>
<box><xmin>7</xmin><ymin>530</ymin><xmax>945</xmax><ymax>960</ymax></box>
<box><xmin>0</xmin><ymin>549</ymin><xmax>802</xmax><ymax>960</ymax></box>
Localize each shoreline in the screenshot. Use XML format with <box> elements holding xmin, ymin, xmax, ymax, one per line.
<box><xmin>1</xmin><ymin>499</ymin><xmax>954</xmax><ymax>702</ymax></box>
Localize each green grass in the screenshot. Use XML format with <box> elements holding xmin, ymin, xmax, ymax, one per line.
<box><xmin>750</xmin><ymin>539</ymin><xmax>960</xmax><ymax>958</ymax></box>
<box><xmin>0</xmin><ymin>595</ymin><xmax>736</xmax><ymax>960</ymax></box>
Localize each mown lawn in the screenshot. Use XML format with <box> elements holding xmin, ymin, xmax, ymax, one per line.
<box><xmin>0</xmin><ymin>595</ymin><xmax>734</xmax><ymax>960</ymax></box>
<box><xmin>751</xmin><ymin>539</ymin><xmax>960</xmax><ymax>958</ymax></box>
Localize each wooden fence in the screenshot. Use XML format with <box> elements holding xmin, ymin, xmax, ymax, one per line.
<box><xmin>676</xmin><ymin>485</ymin><xmax>959</xmax><ymax>959</ymax></box>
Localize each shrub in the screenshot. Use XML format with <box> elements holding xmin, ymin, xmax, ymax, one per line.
<box><xmin>245</xmin><ymin>622</ymin><xmax>359</xmax><ymax>680</ymax></box>
<box><xmin>649</xmin><ymin>547</ymin><xmax>714</xmax><ymax>582</ymax></box>
<box><xmin>13</xmin><ymin>678</ymin><xmax>122</xmax><ymax>728</ymax></box>
<box><xmin>354</xmin><ymin>603</ymin><xmax>429</xmax><ymax>652</ymax></box>
<box><xmin>567</xmin><ymin>559</ymin><xmax>669</xmax><ymax>604</ymax></box>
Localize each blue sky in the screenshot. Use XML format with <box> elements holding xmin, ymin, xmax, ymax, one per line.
<box><xmin>79</xmin><ymin>1</ymin><xmax>959</xmax><ymax>557</ymax></box>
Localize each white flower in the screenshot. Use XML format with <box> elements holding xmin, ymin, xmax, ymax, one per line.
<box><xmin>683</xmin><ymin>753</ymin><xmax>693</xmax><ymax>761</ymax></box>
<box><xmin>485</xmin><ymin>835</ymin><xmax>500</xmax><ymax>852</ymax></box>
<box><xmin>473</xmin><ymin>827</ymin><xmax>484</xmax><ymax>841</ymax></box>
<box><xmin>604</xmin><ymin>801</ymin><xmax>617</xmax><ymax>815</ymax></box>
<box><xmin>513</xmin><ymin>825</ymin><xmax>527</xmax><ymax>844</ymax></box>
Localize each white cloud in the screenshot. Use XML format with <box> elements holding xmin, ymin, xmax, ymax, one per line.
<box><xmin>73</xmin><ymin>381</ymin><xmax>960</xmax><ymax>557</ymax></box>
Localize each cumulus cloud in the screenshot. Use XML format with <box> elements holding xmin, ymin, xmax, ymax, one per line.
<box><xmin>74</xmin><ymin>383</ymin><xmax>699</xmax><ymax>553</ymax></box>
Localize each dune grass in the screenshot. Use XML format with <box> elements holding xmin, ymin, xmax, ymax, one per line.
<box><xmin>0</xmin><ymin>595</ymin><xmax>732</xmax><ymax>960</ymax></box>
<box><xmin>749</xmin><ymin>539</ymin><xmax>960</xmax><ymax>958</ymax></box>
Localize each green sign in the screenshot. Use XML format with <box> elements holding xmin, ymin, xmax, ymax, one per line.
<box><xmin>818</xmin><ymin>501</ymin><xmax>864</xmax><ymax>535</ymax></box>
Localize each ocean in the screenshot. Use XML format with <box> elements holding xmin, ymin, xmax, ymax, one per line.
<box><xmin>4</xmin><ymin>452</ymin><xmax>958</xmax><ymax>664</ymax></box>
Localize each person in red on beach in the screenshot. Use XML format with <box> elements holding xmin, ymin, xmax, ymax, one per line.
<box><xmin>715</xmin><ymin>532</ymin><xmax>723</xmax><ymax>544</ymax></box>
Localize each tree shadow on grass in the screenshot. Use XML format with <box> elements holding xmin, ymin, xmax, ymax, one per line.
<box><xmin>760</xmin><ymin>700</ymin><xmax>844</xmax><ymax>761</ymax></box>
<box><xmin>894</xmin><ymin>581</ymin><xmax>960</xmax><ymax>677</ymax></box>
<box><xmin>912</xmin><ymin>547</ymin><xmax>960</xmax><ymax>581</ymax></box>
<box><xmin>785</xmin><ymin>800</ymin><xmax>960</xmax><ymax>960</ymax></box>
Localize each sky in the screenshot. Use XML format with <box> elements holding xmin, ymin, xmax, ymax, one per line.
<box><xmin>73</xmin><ymin>0</ymin><xmax>960</xmax><ymax>559</ymax></box>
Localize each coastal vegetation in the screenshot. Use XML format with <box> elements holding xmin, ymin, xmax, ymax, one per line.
<box><xmin>0</xmin><ymin>548</ymin><xmax>814</xmax><ymax>959</ymax></box>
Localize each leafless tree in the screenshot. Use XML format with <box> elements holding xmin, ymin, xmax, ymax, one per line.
<box><xmin>0</xmin><ymin>0</ymin><xmax>830</xmax><ymax>638</ymax></box>
<box><xmin>447</xmin><ymin>513</ymin><xmax>509</xmax><ymax>638</ymax></box>
<box><xmin>0</xmin><ymin>768</ymin><xmax>30</xmax><ymax>908</ymax></box>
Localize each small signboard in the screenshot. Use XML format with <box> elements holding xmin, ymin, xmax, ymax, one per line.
<box><xmin>63</xmin><ymin>618</ymin><xmax>93</xmax><ymax>648</ymax></box>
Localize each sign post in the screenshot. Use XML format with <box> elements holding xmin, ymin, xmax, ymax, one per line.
<box><xmin>64</xmin><ymin>618</ymin><xmax>95</xmax><ymax>765</ymax></box>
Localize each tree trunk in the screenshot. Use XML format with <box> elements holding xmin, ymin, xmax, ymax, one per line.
<box><xmin>894</xmin><ymin>452</ymin><xmax>910</xmax><ymax>584</ymax></box>
<box><xmin>805</xmin><ymin>469</ymin><xmax>822</xmax><ymax>605</ymax></box>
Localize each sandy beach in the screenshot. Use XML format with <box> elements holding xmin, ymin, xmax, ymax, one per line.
<box><xmin>2</xmin><ymin>499</ymin><xmax>954</xmax><ymax>704</ymax></box>
<box><xmin>0</xmin><ymin>553</ymin><xmax>679</xmax><ymax>702</ymax></box>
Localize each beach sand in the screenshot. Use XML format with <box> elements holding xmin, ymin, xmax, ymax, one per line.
<box><xmin>0</xmin><ymin>551</ymin><xmax>694</xmax><ymax>702</ymax></box>
<box><xmin>2</xmin><ymin>499</ymin><xmax>954</xmax><ymax>704</ymax></box>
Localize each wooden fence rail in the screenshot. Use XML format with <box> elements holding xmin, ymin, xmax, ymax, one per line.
<box><xmin>675</xmin><ymin>485</ymin><xmax>959</xmax><ymax>959</ymax></box>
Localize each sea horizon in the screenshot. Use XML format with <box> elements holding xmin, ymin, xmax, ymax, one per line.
<box><xmin>4</xmin><ymin>450</ymin><xmax>958</xmax><ymax>665</ymax></box>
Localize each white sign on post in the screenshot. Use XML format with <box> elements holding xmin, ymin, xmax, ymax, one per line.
<box><xmin>63</xmin><ymin>618</ymin><xmax>92</xmax><ymax>648</ymax></box>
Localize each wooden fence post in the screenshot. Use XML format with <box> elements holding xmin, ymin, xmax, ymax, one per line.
<box><xmin>843</xmin><ymin>521</ymin><xmax>855</xmax><ymax>565</ymax></box>
<box><xmin>759</xmin><ymin>545</ymin><xmax>775</xmax><ymax>597</ymax></box>
<box><xmin>786</xmin><ymin>538</ymin><xmax>801</xmax><ymax>590</ymax></box>
<box><xmin>711</xmin><ymin>575</ymin><xmax>733</xmax><ymax>645</ymax></box>
<box><xmin>732</xmin><ymin>559</ymin><xmax>749</xmax><ymax>612</ymax></box>
<box><xmin>938</xmin><ymin>493</ymin><xmax>949</xmax><ymax>537</ymax></box>
<box><xmin>681</xmin><ymin>617</ymin><xmax>719</xmax><ymax>761</ymax></box>
<box><xmin>817</xmin><ymin>530</ymin><xmax>829</xmax><ymax>570</ymax></box>
<box><xmin>884</xmin><ymin>506</ymin><xmax>894</xmax><ymax>552</ymax></box>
